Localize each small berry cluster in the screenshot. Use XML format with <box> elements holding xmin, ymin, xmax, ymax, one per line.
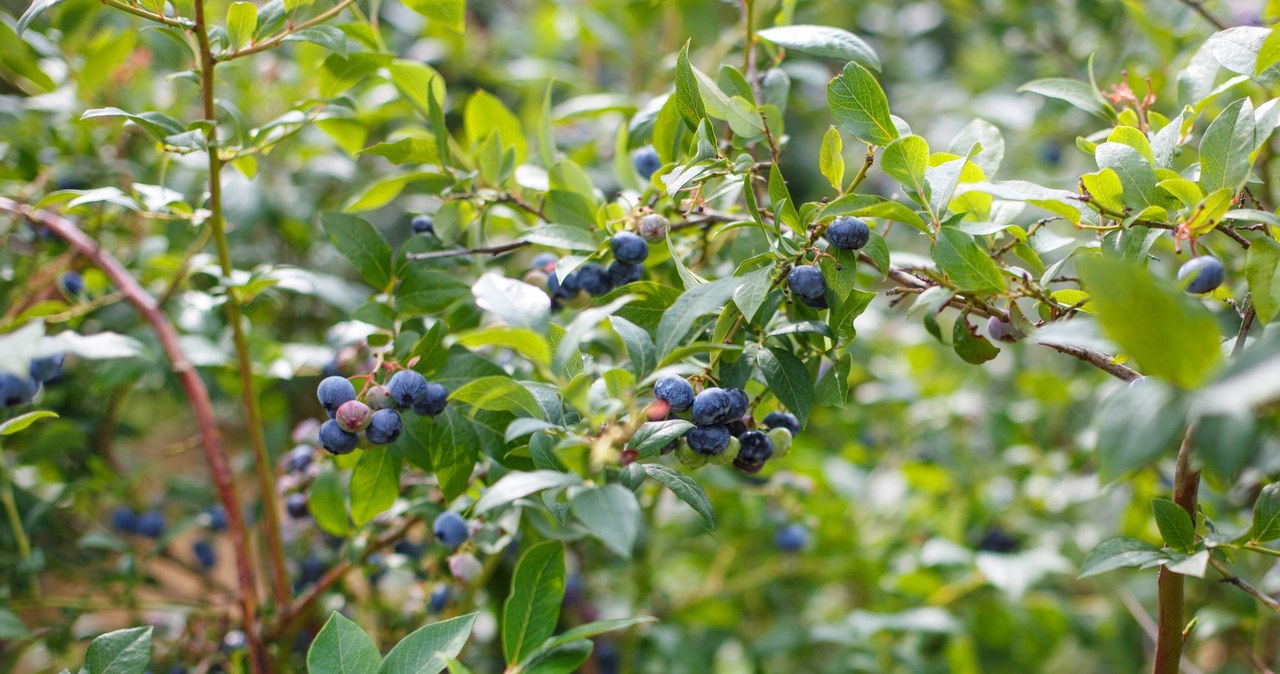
<box><xmin>650</xmin><ymin>376</ymin><xmax>798</xmax><ymax>473</ymax></box>
<box><xmin>0</xmin><ymin>351</ymin><xmax>65</xmax><ymax>409</ymax></box>
<box><xmin>315</xmin><ymin>369</ymin><xmax>449</xmax><ymax>455</ymax></box>
<box><xmin>784</xmin><ymin>216</ymin><xmax>871</xmax><ymax>310</ymax></box>
<box><xmin>532</xmin><ymin>231</ymin><xmax>652</xmax><ymax>306</ymax></box>
<box><xmin>110</xmin><ymin>503</ymin><xmax>226</xmax><ymax>569</ymax></box>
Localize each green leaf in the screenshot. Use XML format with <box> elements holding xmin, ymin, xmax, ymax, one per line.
<box><xmin>471</xmin><ymin>273</ymin><xmax>551</xmax><ymax>333</ymax></box>
<box><xmin>826</xmin><ymin>61</ymin><xmax>898</xmax><ymax>146</ymax></box>
<box><xmin>1247</xmin><ymin>238</ymin><xmax>1280</xmax><ymax>323</ymax></box>
<box><xmin>641</xmin><ymin>464</ymin><xmax>715</xmax><ymax>530</ymax></box>
<box><xmin>627</xmin><ymin>420</ymin><xmax>695</xmax><ymax>459</ymax></box>
<box><xmin>818</xmin><ymin>126</ymin><xmax>845</xmax><ymax>191</ymax></box>
<box><xmin>1252</xmin><ymin>483</ymin><xmax>1280</xmax><ymax>542</ymax></box>
<box><xmin>464</xmin><ymin>89</ymin><xmax>526</xmax><ymax>164</ymax></box>
<box><xmin>320</xmin><ymin>53</ymin><xmax>393</xmax><ymax>97</ymax></box>
<box><xmin>321</xmin><ymin>212</ymin><xmax>393</xmax><ymax>290</ymax></box>
<box><xmin>758</xmin><ymin>347</ymin><xmax>813</xmax><ymax>427</ymax></box>
<box><xmin>1095</xmin><ymin>142</ymin><xmax>1161</xmax><ymax>213</ymax></box>
<box><xmin>1018</xmin><ymin>78</ymin><xmax>1115</xmax><ymax>120</ymax></box>
<box><xmin>226</xmin><ymin>2</ymin><xmax>257</xmax><ymax>49</ymax></box>
<box><xmin>1095</xmin><ymin>378</ymin><xmax>1188</xmax><ymax>481</ymax></box>
<box><xmin>349</xmin><ymin>450</ymin><xmax>402</xmax><ymax>526</ymax></box>
<box><xmin>282</xmin><ymin>25</ymin><xmax>348</xmax><ymax>56</ymax></box>
<box><xmin>1260</xmin><ymin>25</ymin><xmax>1280</xmax><ymax>76</ymax></box>
<box><xmin>473</xmin><ymin>470</ymin><xmax>582</xmax><ymax>515</ymax></box>
<box><xmin>535</xmin><ymin>617</ymin><xmax>657</xmax><ymax>654</ymax></box>
<box><xmin>83</xmin><ymin>626</ymin><xmax>152</xmax><ymax>674</ymax></box>
<box><xmin>450</xmin><ymin>376</ymin><xmax>543</xmax><ymax>418</ymax></box>
<box><xmin>674</xmin><ymin>40</ymin><xmax>707</xmax><ymax>130</ymax></box>
<box><xmin>1200</xmin><ymin>97</ymin><xmax>1256</xmax><ymax>193</ymax></box>
<box><xmin>502</xmin><ymin>541</ymin><xmax>565</xmax><ymax>665</ymax></box>
<box><xmin>17</xmin><ymin>0</ymin><xmax>66</xmax><ymax>35</ymax></box>
<box><xmin>395</xmin><ymin>266</ymin><xmax>471</xmax><ymax>314</ymax></box>
<box><xmin>378</xmin><ymin>613</ymin><xmax>478</xmax><ymax>674</ymax></box>
<box><xmin>521</xmin><ymin>640</ymin><xmax>592</xmax><ymax>674</ymax></box>
<box><xmin>881</xmin><ymin>135</ymin><xmax>931</xmax><ymax>208</ymax></box>
<box><xmin>310</xmin><ymin>465</ymin><xmax>349</xmax><ymax>536</ymax></box>
<box><xmin>0</xmin><ymin>410</ymin><xmax>57</xmax><ymax>436</ymax></box>
<box><xmin>655</xmin><ymin>277</ymin><xmax>744</xmax><ymax>356</ymax></box>
<box><xmin>356</xmin><ymin>137</ymin><xmax>440</xmax><ymax>165</ymax></box>
<box><xmin>950</xmin><ymin>118</ymin><xmax>1005</xmax><ymax>178</ymax></box>
<box><xmin>1078</xmin><ymin>538</ymin><xmax>1166</xmax><ymax>578</ymax></box>
<box><xmin>423</xmin><ymin>408</ymin><xmax>481</xmax><ymax>501</ymax></box>
<box><xmin>610</xmin><ymin>317</ymin><xmax>656</xmax><ymax>378</ymax></box>
<box><xmin>952</xmin><ymin>314</ymin><xmax>999</xmax><ymax>364</ymax></box>
<box><xmin>570</xmin><ymin>484</ymin><xmax>641</xmax><ymax>558</ymax></box>
<box><xmin>1152</xmin><ymin>499</ymin><xmax>1197</xmax><ymax>554</ymax></box>
<box><xmin>343</xmin><ymin>171</ymin><xmax>453</xmax><ymax>212</ymax></box>
<box><xmin>81</xmin><ymin>108</ymin><xmax>186</xmax><ymax>144</ymax></box>
<box><xmin>756</xmin><ymin>24</ymin><xmax>880</xmax><ymax>71</ymax></box>
<box><xmin>523</xmin><ymin>224</ymin><xmax>600</xmax><ymax>251</ymax></box>
<box><xmin>399</xmin><ymin>0</ymin><xmax>465</xmax><ymax>33</ymax></box>
<box><xmin>308</xmin><ymin>613</ymin><xmax>382</xmax><ymax>674</ymax></box>
<box><xmin>1077</xmin><ymin>256</ymin><xmax>1223</xmax><ymax>389</ymax></box>
<box><xmin>931</xmin><ymin>228</ymin><xmax>1006</xmax><ymax>294</ymax></box>
<box><xmin>0</xmin><ymin>609</ymin><xmax>28</xmax><ymax>639</ymax></box>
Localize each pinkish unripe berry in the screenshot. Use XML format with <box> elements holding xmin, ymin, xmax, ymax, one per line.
<box><xmin>448</xmin><ymin>553</ymin><xmax>483</xmax><ymax>582</ymax></box>
<box><xmin>365</xmin><ymin>385</ymin><xmax>393</xmax><ymax>410</ymax></box>
<box><xmin>638</xmin><ymin>214</ymin><xmax>669</xmax><ymax>242</ymax></box>
<box><xmin>335</xmin><ymin>400</ymin><xmax>373</xmax><ymax>433</ymax></box>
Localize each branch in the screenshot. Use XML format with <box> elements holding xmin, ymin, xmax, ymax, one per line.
<box><xmin>214</xmin><ymin>0</ymin><xmax>356</xmax><ymax>62</ymax></box>
<box><xmin>0</xmin><ymin>197</ymin><xmax>265</xmax><ymax>668</ymax></box>
<box><xmin>1041</xmin><ymin>342</ymin><xmax>1141</xmax><ymax>381</ymax></box>
<box><xmin>406</xmin><ymin>239</ymin><xmax>531</xmax><ymax>261</ymax></box>
<box><xmin>1176</xmin><ymin>0</ymin><xmax>1227</xmax><ymax>30</ymax></box>
<box><xmin>99</xmin><ymin>0</ymin><xmax>193</xmax><ymax>28</ymax></box>
<box><xmin>1210</xmin><ymin>557</ymin><xmax>1280</xmax><ymax>612</ymax></box>
<box><xmin>1153</xmin><ymin>423</ymin><xmax>1201</xmax><ymax>674</ymax></box>
<box><xmin>1233</xmin><ymin>297</ymin><xmax>1256</xmax><ymax>356</ymax></box>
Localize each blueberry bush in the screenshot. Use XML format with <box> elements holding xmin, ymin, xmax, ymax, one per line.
<box><xmin>5</xmin><ymin>0</ymin><xmax>1280</xmax><ymax>672</ymax></box>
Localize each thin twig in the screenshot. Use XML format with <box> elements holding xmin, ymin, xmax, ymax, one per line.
<box><xmin>1153</xmin><ymin>423</ymin><xmax>1201</xmax><ymax>674</ymax></box>
<box><xmin>215</xmin><ymin>0</ymin><xmax>356</xmax><ymax>62</ymax></box>
<box><xmin>1176</xmin><ymin>0</ymin><xmax>1227</xmax><ymax>30</ymax></box>
<box><xmin>406</xmin><ymin>239</ymin><xmax>531</xmax><ymax>261</ymax></box>
<box><xmin>1210</xmin><ymin>557</ymin><xmax>1280</xmax><ymax>612</ymax></box>
<box><xmin>1234</xmin><ymin>297</ymin><xmax>1256</xmax><ymax>356</ymax></box>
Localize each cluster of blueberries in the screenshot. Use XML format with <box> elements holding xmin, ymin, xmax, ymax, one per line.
<box><xmin>535</xmin><ymin>231</ymin><xmax>652</xmax><ymax>304</ymax></box>
<box><xmin>111</xmin><ymin>504</ymin><xmax>226</xmax><ymax>570</ymax></box>
<box><xmin>315</xmin><ymin>370</ymin><xmax>449</xmax><ymax>455</ymax></box>
<box><xmin>784</xmin><ymin>216</ymin><xmax>871</xmax><ymax>310</ymax></box>
<box><xmin>0</xmin><ymin>352</ymin><xmax>64</xmax><ymax>409</ymax></box>
<box><xmin>652</xmin><ymin>376</ymin><xmax>800</xmax><ymax>474</ymax></box>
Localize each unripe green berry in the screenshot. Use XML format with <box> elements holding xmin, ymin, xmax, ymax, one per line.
<box><xmin>768</xmin><ymin>427</ymin><xmax>792</xmax><ymax>459</ymax></box>
<box><xmin>365</xmin><ymin>385</ymin><xmax>393</xmax><ymax>410</ymax></box>
<box><xmin>675</xmin><ymin>439</ymin><xmax>707</xmax><ymax>468</ymax></box>
<box><xmin>709</xmin><ymin>436</ymin><xmax>739</xmax><ymax>466</ymax></box>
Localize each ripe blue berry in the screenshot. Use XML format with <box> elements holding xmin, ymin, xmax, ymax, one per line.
<box><xmin>395</xmin><ymin>540</ymin><xmax>424</xmax><ymax>558</ymax></box>
<box><xmin>411</xmin><ymin>215</ymin><xmax>434</xmax><ymax>235</ymax></box>
<box><xmin>686</xmin><ymin>424</ymin><xmax>730</xmax><ymax>455</ymax></box>
<box><xmin>611</xmin><ymin>232</ymin><xmax>650</xmax><ymax>264</ymax></box>
<box><xmin>428</xmin><ymin>585</ymin><xmax>450</xmax><ymax>613</ymax></box>
<box><xmin>365</xmin><ymin>409</ymin><xmax>403</xmax><ymax>445</ymax></box>
<box><xmin>433</xmin><ymin>511</ymin><xmax>470</xmax><ymax>549</ymax></box>
<box><xmin>0</xmin><ymin>373</ymin><xmax>37</xmax><ymax>408</ymax></box>
<box><xmin>206</xmin><ymin>505</ymin><xmax>227</xmax><ymax>532</ymax></box>
<box><xmin>576</xmin><ymin>262</ymin><xmax>614</xmax><ymax>297</ymax></box>
<box><xmin>286</xmin><ymin>493</ymin><xmax>309</xmax><ymax>519</ymax></box>
<box><xmin>301</xmin><ymin>554</ymin><xmax>325</xmax><ymax>585</ymax></box>
<box><xmin>29</xmin><ymin>354</ymin><xmax>64</xmax><ymax>383</ymax></box>
<box><xmin>802</xmin><ymin>294</ymin><xmax>828</xmax><ymax>310</ymax></box>
<box><xmin>725</xmin><ymin>418</ymin><xmax>748</xmax><ymax>437</ymax></box>
<box><xmin>987</xmin><ymin>316</ymin><xmax>1019</xmax><ymax>342</ymax></box>
<box><xmin>607</xmin><ymin>261</ymin><xmax>645</xmax><ymax>286</ymax></box>
<box><xmin>691</xmin><ymin>387</ymin><xmax>732</xmax><ymax>426</ymax></box>
<box><xmin>316</xmin><ymin>376</ymin><xmax>356</xmax><ymax>418</ymax></box>
<box><xmin>774</xmin><ymin>523</ymin><xmax>808</xmax><ymax>552</ymax></box>
<box><xmin>136</xmin><ymin>510</ymin><xmax>167</xmax><ymax>539</ymax></box>
<box><xmin>632</xmin><ymin>146</ymin><xmax>661</xmax><ymax>180</ymax></box>
<box><xmin>319</xmin><ymin>419</ymin><xmax>360</xmax><ymax>454</ymax></box>
<box><xmin>786</xmin><ymin>265</ymin><xmax>826</xmax><ymax>300</ymax></box>
<box><xmin>1179</xmin><ymin>256</ymin><xmax>1224</xmax><ymax>294</ymax></box>
<box><xmin>725</xmin><ymin>388</ymin><xmax>748</xmax><ymax>420</ymax></box>
<box><xmin>286</xmin><ymin>445</ymin><xmax>314</xmax><ymax>473</ymax></box>
<box><xmin>387</xmin><ymin>370</ymin><xmax>429</xmax><ymax>409</ymax></box>
<box><xmin>762</xmin><ymin>411</ymin><xmax>800</xmax><ymax>437</ymax></box>
<box><xmin>654</xmin><ymin>376</ymin><xmax>694</xmax><ymax>412</ymax></box>
<box><xmin>412</xmin><ymin>382</ymin><xmax>449</xmax><ymax>417</ymax></box>
<box><xmin>61</xmin><ymin>271</ymin><xmax>85</xmax><ymax>298</ymax></box>
<box><xmin>112</xmin><ymin>506</ymin><xmax>138</xmax><ymax>534</ymax></box>
<box><xmin>193</xmin><ymin>539</ymin><xmax>216</xmax><ymax>569</ymax></box>
<box><xmin>734</xmin><ymin>430</ymin><xmax>774</xmax><ymax>474</ymax></box>
<box><xmin>547</xmin><ymin>270</ymin><xmax>581</xmax><ymax>300</ymax></box>
<box><xmin>826</xmin><ymin>216</ymin><xmax>870</xmax><ymax>250</ymax></box>
<box><xmin>531</xmin><ymin>252</ymin><xmax>558</xmax><ymax>272</ymax></box>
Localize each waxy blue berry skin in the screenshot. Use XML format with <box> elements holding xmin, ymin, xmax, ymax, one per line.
<box><xmin>1178</xmin><ymin>256</ymin><xmax>1224</xmax><ymax>294</ymax></box>
<box><xmin>286</xmin><ymin>445</ymin><xmax>314</xmax><ymax>473</ymax></box>
<box><xmin>611</xmin><ymin>232</ymin><xmax>650</xmax><ymax>264</ymax></box>
<box><xmin>29</xmin><ymin>354</ymin><xmax>64</xmax><ymax>383</ymax></box>
<box><xmin>736</xmin><ymin>430</ymin><xmax>774</xmax><ymax>467</ymax></box>
<box><xmin>137</xmin><ymin>510</ymin><xmax>167</xmax><ymax>539</ymax></box>
<box><xmin>774</xmin><ymin>523</ymin><xmax>808</xmax><ymax>552</ymax></box>
<box><xmin>412</xmin><ymin>382</ymin><xmax>449</xmax><ymax>417</ymax></box>
<box><xmin>433</xmin><ymin>511</ymin><xmax>470</xmax><ymax>549</ymax></box>
<box><xmin>193</xmin><ymin>539</ymin><xmax>216</xmax><ymax>569</ymax></box>
<box><xmin>61</xmin><ymin>271</ymin><xmax>85</xmax><ymax>298</ymax></box>
<box><xmin>286</xmin><ymin>493</ymin><xmax>309</xmax><ymax>519</ymax></box>
<box><xmin>112</xmin><ymin>506</ymin><xmax>138</xmax><ymax>533</ymax></box>
<box><xmin>387</xmin><ymin>370</ymin><xmax>429</xmax><ymax>409</ymax></box>
<box><xmin>786</xmin><ymin>265</ymin><xmax>826</xmax><ymax>300</ymax></box>
<box><xmin>577</xmin><ymin>263</ymin><xmax>614</xmax><ymax>297</ymax></box>
<box><xmin>607</xmin><ymin>261</ymin><xmax>644</xmax><ymax>286</ymax></box>
<box><xmin>317</xmin><ymin>376</ymin><xmax>356</xmax><ymax>418</ymax></box>
<box><xmin>762</xmin><ymin>411</ymin><xmax>800</xmax><ymax>437</ymax></box>
<box><xmin>301</xmin><ymin>554</ymin><xmax>325</xmax><ymax>585</ymax></box>
<box><xmin>632</xmin><ymin>146</ymin><xmax>661</xmax><ymax>180</ymax></box>
<box><xmin>987</xmin><ymin>316</ymin><xmax>1019</xmax><ymax>343</ymax></box>
<box><xmin>547</xmin><ymin>270</ymin><xmax>581</xmax><ymax>300</ymax></box>
<box><xmin>364</xmin><ymin>409</ymin><xmax>403</xmax><ymax>445</ymax></box>
<box><xmin>691</xmin><ymin>387</ymin><xmax>732</xmax><ymax>426</ymax></box>
<box><xmin>531</xmin><ymin>252</ymin><xmax>558</xmax><ymax>272</ymax></box>
<box><xmin>319</xmin><ymin>419</ymin><xmax>359</xmax><ymax>454</ymax></box>
<box><xmin>412</xmin><ymin>215</ymin><xmax>434</xmax><ymax>235</ymax></box>
<box><xmin>686</xmin><ymin>424</ymin><xmax>731</xmax><ymax>456</ymax></box>
<box><xmin>826</xmin><ymin>216</ymin><xmax>870</xmax><ymax>250</ymax></box>
<box><xmin>0</xmin><ymin>373</ymin><xmax>37</xmax><ymax>408</ymax></box>
<box><xmin>206</xmin><ymin>506</ymin><xmax>227</xmax><ymax>532</ymax></box>
<box><xmin>725</xmin><ymin>388</ymin><xmax>748</xmax><ymax>420</ymax></box>
<box><xmin>428</xmin><ymin>585</ymin><xmax>450</xmax><ymax>613</ymax></box>
<box><xmin>654</xmin><ymin>376</ymin><xmax>695</xmax><ymax>412</ymax></box>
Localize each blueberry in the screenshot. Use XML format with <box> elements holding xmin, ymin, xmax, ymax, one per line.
<box><xmin>365</xmin><ymin>385</ymin><xmax>393</xmax><ymax>410</ymax></box>
<box><xmin>762</xmin><ymin>411</ymin><xmax>799</xmax><ymax>437</ymax></box>
<box><xmin>607</xmin><ymin>261</ymin><xmax>645</xmax><ymax>286</ymax></box>
<box><xmin>0</xmin><ymin>373</ymin><xmax>37</xmax><ymax>408</ymax></box>
<box><xmin>691</xmin><ymin>387</ymin><xmax>732</xmax><ymax>426</ymax></box>
<box><xmin>547</xmin><ymin>269</ymin><xmax>581</xmax><ymax>300</ymax></box>
<box><xmin>395</xmin><ymin>540</ymin><xmax>424</xmax><ymax>558</ymax></box>
<box><xmin>576</xmin><ymin>262</ymin><xmax>614</xmax><ymax>297</ymax></box>
<box><xmin>286</xmin><ymin>445</ymin><xmax>314</xmax><ymax>473</ymax></box>
<box><xmin>977</xmin><ymin>527</ymin><xmax>1019</xmax><ymax>553</ymax></box>
<box><xmin>387</xmin><ymin>370</ymin><xmax>429</xmax><ymax>409</ymax></box>
<box><xmin>286</xmin><ymin>493</ymin><xmax>309</xmax><ymax>519</ymax></box>
<box><xmin>826</xmin><ymin>216</ymin><xmax>870</xmax><ymax>250</ymax></box>
<box><xmin>136</xmin><ymin>510</ymin><xmax>167</xmax><ymax>539</ymax></box>
<box><xmin>801</xmin><ymin>294</ymin><xmax>828</xmax><ymax>310</ymax></box>
<box><xmin>1179</xmin><ymin>256</ymin><xmax>1224</xmax><ymax>294</ymax></box>
<box><xmin>638</xmin><ymin>214</ymin><xmax>669</xmax><ymax>242</ymax></box>
<box><xmin>316</xmin><ymin>376</ymin><xmax>356</xmax><ymax>418</ymax></box>
<box><xmin>366</xmin><ymin>553</ymin><xmax>387</xmax><ymax>584</ymax></box>
<box><xmin>411</xmin><ymin>382</ymin><xmax>448</xmax><ymax>417</ymax></box>
<box><xmin>531</xmin><ymin>252</ymin><xmax>558</xmax><ymax>272</ymax></box>
<box><xmin>686</xmin><ymin>424</ymin><xmax>730</xmax><ymax>456</ymax></box>
<box><xmin>987</xmin><ymin>316</ymin><xmax>1019</xmax><ymax>343</ymax></box>
<box><xmin>654</xmin><ymin>376</ymin><xmax>695</xmax><ymax>412</ymax></box>
<box><xmin>319</xmin><ymin>419</ymin><xmax>360</xmax><ymax>455</ymax></box>
<box><xmin>193</xmin><ymin>539</ymin><xmax>216</xmax><ymax>569</ymax></box>
<box><xmin>433</xmin><ymin>511</ymin><xmax>469</xmax><ymax>549</ymax></box>
<box><xmin>61</xmin><ymin>271</ymin><xmax>85</xmax><ymax>298</ymax></box>
<box><xmin>206</xmin><ymin>505</ymin><xmax>227</xmax><ymax>532</ymax></box>
<box><xmin>774</xmin><ymin>523</ymin><xmax>808</xmax><ymax>552</ymax></box>
<box><xmin>112</xmin><ymin>506</ymin><xmax>138</xmax><ymax>533</ymax></box>
<box><xmin>734</xmin><ymin>430</ymin><xmax>774</xmax><ymax>474</ymax></box>
<box><xmin>335</xmin><ymin>400</ymin><xmax>373</xmax><ymax>433</ymax></box>
<box><xmin>301</xmin><ymin>554</ymin><xmax>325</xmax><ymax>584</ymax></box>
<box><xmin>725</xmin><ymin>387</ymin><xmax>748</xmax><ymax>420</ymax></box>
<box><xmin>596</xmin><ymin>641</ymin><xmax>620</xmax><ymax>674</ymax></box>
<box><xmin>428</xmin><ymin>584</ymin><xmax>450</xmax><ymax>613</ymax></box>
<box><xmin>611</xmin><ymin>232</ymin><xmax>650</xmax><ymax>264</ymax></box>
<box><xmin>411</xmin><ymin>215</ymin><xmax>434</xmax><ymax>235</ymax></box>
<box><xmin>786</xmin><ymin>265</ymin><xmax>826</xmax><ymax>300</ymax></box>
<box><xmin>767</xmin><ymin>427</ymin><xmax>792</xmax><ymax>459</ymax></box>
<box><xmin>29</xmin><ymin>354</ymin><xmax>64</xmax><ymax>383</ymax></box>
<box><xmin>725</xmin><ymin>418</ymin><xmax>748</xmax><ymax>437</ymax></box>
<box><xmin>364</xmin><ymin>409</ymin><xmax>403</xmax><ymax>445</ymax></box>
<box><xmin>632</xmin><ymin>146</ymin><xmax>661</xmax><ymax>180</ymax></box>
